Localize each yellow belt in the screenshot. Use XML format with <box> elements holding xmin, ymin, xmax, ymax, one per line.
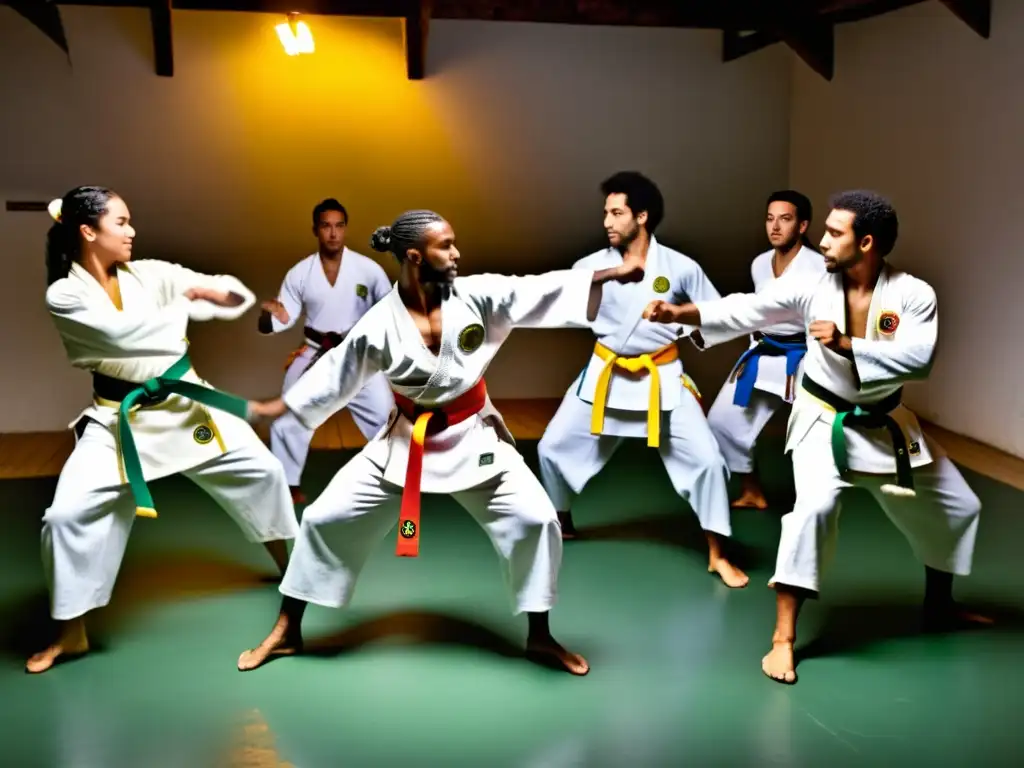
<box><xmin>591</xmin><ymin>341</ymin><xmax>685</xmax><ymax>448</ymax></box>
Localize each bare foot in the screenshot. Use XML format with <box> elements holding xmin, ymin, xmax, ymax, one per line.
<box><xmin>525</xmin><ymin>637</ymin><xmax>589</xmax><ymax>676</ymax></box>
<box><xmin>731</xmin><ymin>488</ymin><xmax>769</xmax><ymax>510</ymax></box>
<box><xmin>924</xmin><ymin>603</ymin><xmax>995</xmax><ymax>633</ymax></box>
<box><xmin>237</xmin><ymin>615</ymin><xmax>303</xmax><ymax>671</ymax></box>
<box><xmin>709</xmin><ymin>557</ymin><xmax>749</xmax><ymax>588</ymax></box>
<box><xmin>26</xmin><ymin>619</ymin><xmax>90</xmax><ymax>674</ymax></box>
<box><xmin>762</xmin><ymin>641</ymin><xmax>797</xmax><ymax>684</ymax></box>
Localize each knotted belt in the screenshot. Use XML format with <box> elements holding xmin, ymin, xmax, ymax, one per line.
<box><xmin>801</xmin><ymin>376</ymin><xmax>915</xmax><ymax>497</ymax></box>
<box><xmin>92</xmin><ymin>354</ymin><xmax>250</xmax><ymax>518</ymax></box>
<box><xmin>283</xmin><ymin>326</ymin><xmax>346</xmax><ymax>372</ymax></box>
<box><xmin>730</xmin><ymin>331</ymin><xmax>807</xmax><ymax>406</ymax></box>
<box><xmin>590</xmin><ymin>341</ymin><xmax>684</xmax><ymax>448</ymax></box>
<box><xmin>391</xmin><ymin>378</ymin><xmax>489</xmax><ymax>557</ymax></box>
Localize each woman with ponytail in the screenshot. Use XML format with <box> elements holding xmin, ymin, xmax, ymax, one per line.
<box><xmin>27</xmin><ymin>186</ymin><xmax>299</xmax><ymax>674</ymax></box>
<box><xmin>239</xmin><ymin>209</ymin><xmax>645</xmax><ymax>677</ymax></box>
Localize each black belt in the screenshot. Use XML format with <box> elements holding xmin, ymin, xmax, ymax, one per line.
<box><xmin>94</xmin><ymin>371</ymin><xmax>170</xmax><ymax>406</ymax></box>
<box><xmin>752</xmin><ymin>331</ymin><xmax>806</xmax><ymax>344</ymax></box>
<box><xmin>801</xmin><ymin>376</ymin><xmax>914</xmax><ymax>495</ymax></box>
<box><xmin>302</xmin><ymin>326</ymin><xmax>347</xmax><ymax>372</ymax></box>
<box><xmin>304</xmin><ymin>326</ymin><xmax>346</xmax><ymax>348</ymax></box>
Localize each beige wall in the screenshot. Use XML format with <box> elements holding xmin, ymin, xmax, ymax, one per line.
<box><xmin>0</xmin><ymin>7</ymin><xmax>790</xmax><ymax>432</ymax></box>
<box><xmin>789</xmin><ymin>0</ymin><xmax>1024</xmax><ymax>458</ymax></box>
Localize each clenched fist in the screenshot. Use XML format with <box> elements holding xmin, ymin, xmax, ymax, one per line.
<box><xmin>643</xmin><ymin>300</ymin><xmax>681</xmax><ymax>324</ymax></box>
<box><xmin>808</xmin><ymin>320</ymin><xmax>850</xmax><ymax>354</ymax></box>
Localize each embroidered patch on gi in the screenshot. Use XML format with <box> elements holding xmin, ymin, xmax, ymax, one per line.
<box><xmin>652</xmin><ymin>276</ymin><xmax>670</xmax><ymax>294</ymax></box>
<box><xmin>399</xmin><ymin>520</ymin><xmax>417</xmax><ymax>538</ymax></box>
<box><xmin>355</xmin><ymin>283</ymin><xmax>368</xmax><ymax>298</ymax></box>
<box><xmin>458</xmin><ymin>323</ymin><xmax>485</xmax><ymax>353</ymax></box>
<box><xmin>479</xmin><ymin>452</ymin><xmax>494</xmax><ymax>466</ymax></box>
<box><xmin>909</xmin><ymin>441</ymin><xmax>921</xmax><ymax>455</ymax></box>
<box><xmin>193</xmin><ymin>424</ymin><xmax>214</xmax><ymax>445</ymax></box>
<box><xmin>878</xmin><ymin>311</ymin><xmax>900</xmax><ymax>335</ymax></box>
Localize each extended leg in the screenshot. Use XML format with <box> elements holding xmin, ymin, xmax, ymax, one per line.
<box><xmin>662</xmin><ymin>394</ymin><xmax>748</xmax><ymax>587</ymax></box>
<box><xmin>238</xmin><ymin>451</ymin><xmax>402</xmax><ymax>671</ymax></box>
<box><xmin>28</xmin><ymin>421</ymin><xmax>138</xmax><ymax>673</ymax></box>
<box><xmin>706</xmin><ymin>380</ymin><xmax>781</xmax><ymax>510</ymax></box>
<box><xmin>270</xmin><ymin>352</ymin><xmax>317</xmax><ymax>502</ymax></box>
<box><xmin>867</xmin><ymin>442</ymin><xmax>990</xmax><ymax>631</ymax></box>
<box><xmin>184</xmin><ymin>416</ymin><xmax>299</xmax><ymax>577</ymax></box>
<box><xmin>536</xmin><ymin>390</ymin><xmax>621</xmax><ymax>539</ymax></box>
<box><xmin>452</xmin><ymin>447</ymin><xmax>588</xmax><ymax>675</ymax></box>
<box><xmin>764</xmin><ymin>423</ymin><xmax>847</xmax><ymax>684</ymax></box>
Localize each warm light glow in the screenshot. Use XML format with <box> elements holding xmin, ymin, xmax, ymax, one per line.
<box><xmin>275</xmin><ymin>15</ymin><xmax>314</xmax><ymax>56</ymax></box>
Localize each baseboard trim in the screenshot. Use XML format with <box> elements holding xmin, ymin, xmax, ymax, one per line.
<box><xmin>1</xmin><ymin>401</ymin><xmax>1021</xmax><ymax>491</ymax></box>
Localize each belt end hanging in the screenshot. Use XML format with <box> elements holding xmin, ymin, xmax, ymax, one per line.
<box><xmin>135</xmin><ymin>506</ymin><xmax>158</xmax><ymax>519</ymax></box>
<box><xmin>879</xmin><ymin>483</ymin><xmax>916</xmax><ymax>498</ymax></box>
<box><xmin>395</xmin><ymin>517</ymin><xmax>420</xmax><ymax>557</ymax></box>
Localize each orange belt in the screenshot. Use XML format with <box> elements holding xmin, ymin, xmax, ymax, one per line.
<box><xmin>391</xmin><ymin>378</ymin><xmax>489</xmax><ymax>557</ymax></box>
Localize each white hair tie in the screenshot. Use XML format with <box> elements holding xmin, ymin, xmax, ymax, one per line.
<box><xmin>47</xmin><ymin>198</ymin><xmax>63</xmax><ymax>223</ymax></box>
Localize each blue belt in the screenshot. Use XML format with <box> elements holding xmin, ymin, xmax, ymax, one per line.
<box><xmin>730</xmin><ymin>332</ymin><xmax>807</xmax><ymax>407</ymax></box>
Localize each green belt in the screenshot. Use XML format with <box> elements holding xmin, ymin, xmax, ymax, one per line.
<box><xmin>801</xmin><ymin>376</ymin><xmax>914</xmax><ymax>495</ymax></box>
<box><xmin>97</xmin><ymin>354</ymin><xmax>249</xmax><ymax>518</ymax></box>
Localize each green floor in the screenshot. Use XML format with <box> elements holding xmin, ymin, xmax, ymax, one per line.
<box><xmin>2</xmin><ymin>439</ymin><xmax>1023</xmax><ymax>767</ymax></box>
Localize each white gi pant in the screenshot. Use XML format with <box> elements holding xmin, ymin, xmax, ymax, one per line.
<box><xmin>279</xmin><ymin>443</ymin><xmax>561</xmax><ymax>615</ymax></box>
<box><xmin>43</xmin><ymin>418</ymin><xmax>299</xmax><ymax>621</ymax></box>
<box><xmin>706</xmin><ymin>376</ymin><xmax>787</xmax><ymax>475</ymax></box>
<box><xmin>270</xmin><ymin>345</ymin><xmax>394</xmax><ymax>486</ymax></box>
<box><xmin>771</xmin><ymin>420</ymin><xmax>981</xmax><ymax>594</ymax></box>
<box><xmin>536</xmin><ymin>389</ymin><xmax>733</xmax><ymax>537</ymax></box>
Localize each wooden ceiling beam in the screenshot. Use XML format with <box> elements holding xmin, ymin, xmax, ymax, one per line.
<box><xmin>150</xmin><ymin>0</ymin><xmax>173</xmax><ymax>77</ymax></box>
<box><xmin>938</xmin><ymin>0</ymin><xmax>991</xmax><ymax>38</ymax></box>
<box><xmin>403</xmin><ymin>0</ymin><xmax>431</xmax><ymax>80</ymax></box>
<box><xmin>7</xmin><ymin>0</ymin><xmax>70</xmax><ymax>59</ymax></box>
<box><xmin>782</xmin><ymin>18</ymin><xmax>835</xmax><ymax>81</ymax></box>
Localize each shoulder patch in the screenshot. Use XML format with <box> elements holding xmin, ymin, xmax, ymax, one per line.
<box><xmin>652</xmin><ymin>276</ymin><xmax>670</xmax><ymax>294</ymax></box>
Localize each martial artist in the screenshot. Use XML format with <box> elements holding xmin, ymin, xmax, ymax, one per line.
<box><xmin>706</xmin><ymin>190</ymin><xmax>825</xmax><ymax>509</ymax></box>
<box><xmin>643</xmin><ymin>190</ymin><xmax>989</xmax><ymax>684</ymax></box>
<box><xmin>239</xmin><ymin>209</ymin><xmax>646</xmax><ymax>676</ymax></box>
<box><xmin>536</xmin><ymin>171</ymin><xmax>748</xmax><ymax>588</ymax></box>
<box><xmin>27</xmin><ymin>186</ymin><xmax>299</xmax><ymax>674</ymax></box>
<box><xmin>259</xmin><ymin>198</ymin><xmax>394</xmax><ymax>503</ymax></box>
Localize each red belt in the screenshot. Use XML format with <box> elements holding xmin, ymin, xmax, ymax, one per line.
<box><xmin>391</xmin><ymin>378</ymin><xmax>488</xmax><ymax>557</ymax></box>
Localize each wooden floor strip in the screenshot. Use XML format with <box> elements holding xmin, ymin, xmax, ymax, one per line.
<box><xmin>2</xmin><ymin>401</ymin><xmax>1022</xmax><ymax>490</ymax></box>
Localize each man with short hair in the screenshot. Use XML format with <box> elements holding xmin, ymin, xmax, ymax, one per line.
<box><xmin>706</xmin><ymin>190</ymin><xmax>825</xmax><ymax>509</ymax></box>
<box><xmin>643</xmin><ymin>189</ymin><xmax>988</xmax><ymax>684</ymax></box>
<box><xmin>259</xmin><ymin>198</ymin><xmax>394</xmax><ymax>503</ymax></box>
<box><xmin>537</xmin><ymin>171</ymin><xmax>748</xmax><ymax>588</ymax></box>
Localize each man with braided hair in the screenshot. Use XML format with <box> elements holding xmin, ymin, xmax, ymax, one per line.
<box><xmin>239</xmin><ymin>209</ymin><xmax>644</xmax><ymax>675</ymax></box>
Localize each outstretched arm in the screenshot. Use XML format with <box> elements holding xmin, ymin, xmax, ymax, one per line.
<box><xmin>463</xmin><ymin>263</ymin><xmax>643</xmax><ymax>331</ymax></box>
<box><xmin>137</xmin><ymin>259</ymin><xmax>255</xmax><ymax>321</ymax></box>
<box><xmin>248</xmin><ymin>326</ymin><xmax>384</xmax><ymax>429</ymax></box>
<box><xmin>644</xmin><ymin>273</ymin><xmax>809</xmax><ymax>348</ymax></box>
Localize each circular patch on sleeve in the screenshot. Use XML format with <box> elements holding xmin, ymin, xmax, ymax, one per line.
<box><xmin>652</xmin><ymin>276</ymin><xmax>670</xmax><ymax>293</ymax></box>
<box><xmin>193</xmin><ymin>425</ymin><xmax>214</xmax><ymax>444</ymax></box>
